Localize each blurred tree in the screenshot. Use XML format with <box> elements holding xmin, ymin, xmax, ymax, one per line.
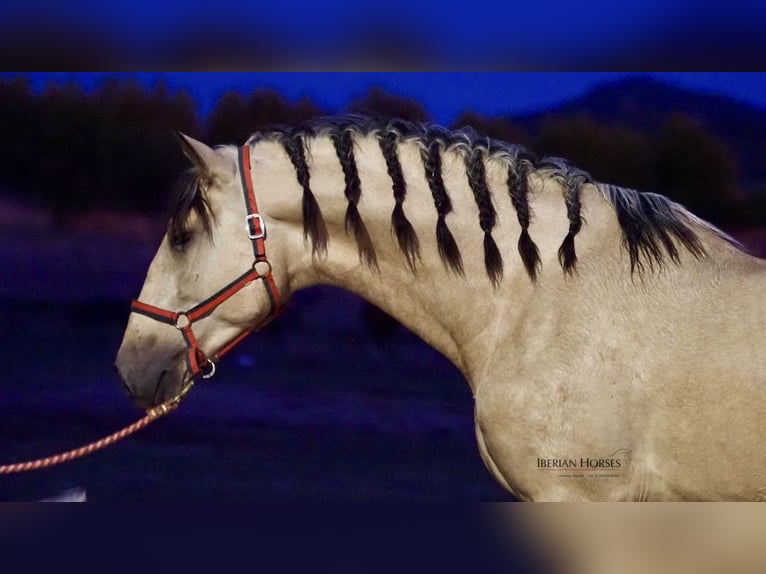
<box><xmin>207</xmin><ymin>90</ymin><xmax>250</xmax><ymax>145</ymax></box>
<box><xmin>93</xmin><ymin>79</ymin><xmax>198</xmax><ymax>213</ymax></box>
<box><xmin>533</xmin><ymin>114</ymin><xmax>652</xmax><ymax>190</ymax></box>
<box><xmin>0</xmin><ymin>77</ymin><xmax>202</xmax><ymax>217</ymax></box>
<box><xmin>35</xmin><ymin>81</ymin><xmax>101</xmax><ymax>217</ymax></box>
<box><xmin>245</xmin><ymin>89</ymin><xmax>322</xmax><ymax>132</ymax></box>
<box><xmin>0</xmin><ymin>77</ymin><xmax>39</xmax><ymax>193</ymax></box>
<box><xmin>152</xmin><ymin>81</ymin><xmax>199</xmax><ymax>137</ymax></box>
<box><xmin>207</xmin><ymin>89</ymin><xmax>322</xmax><ymax>145</ymax></box>
<box><xmin>650</xmin><ymin>114</ymin><xmax>741</xmax><ymax>224</ymax></box>
<box><xmin>452</xmin><ymin>111</ymin><xmax>531</xmax><ymax>147</ymax></box>
<box><xmin>348</xmin><ymin>86</ymin><xmax>430</xmax><ymax>123</ymax></box>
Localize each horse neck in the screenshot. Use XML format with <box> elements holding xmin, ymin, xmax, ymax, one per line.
<box><xmin>251</xmin><ymin>134</ymin><xmax>574</xmax><ymax>380</ymax></box>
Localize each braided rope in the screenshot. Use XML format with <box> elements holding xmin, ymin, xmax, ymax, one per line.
<box><xmin>0</xmin><ymin>380</ymin><xmax>195</xmax><ymax>474</ymax></box>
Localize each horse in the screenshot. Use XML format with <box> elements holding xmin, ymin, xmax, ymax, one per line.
<box><xmin>115</xmin><ymin>116</ymin><xmax>766</xmax><ymax>501</ymax></box>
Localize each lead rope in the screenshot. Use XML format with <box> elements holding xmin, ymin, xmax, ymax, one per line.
<box><xmin>0</xmin><ymin>378</ymin><xmax>197</xmax><ymax>474</ymax></box>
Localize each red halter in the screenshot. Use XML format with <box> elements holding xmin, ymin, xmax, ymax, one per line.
<box><xmin>130</xmin><ymin>145</ymin><xmax>282</xmax><ymax>379</ymax></box>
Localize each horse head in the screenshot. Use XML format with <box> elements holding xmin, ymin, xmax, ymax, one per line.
<box><xmin>116</xmin><ymin>135</ymin><xmax>284</xmax><ymax>408</ymax></box>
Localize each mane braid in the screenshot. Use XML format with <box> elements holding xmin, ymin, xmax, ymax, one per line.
<box><xmin>507</xmin><ymin>157</ymin><xmax>541</xmax><ymax>281</ymax></box>
<box><xmin>465</xmin><ymin>148</ymin><xmax>503</xmax><ymax>286</ymax></box>
<box><xmin>379</xmin><ymin>129</ymin><xmax>420</xmax><ymax>271</ymax></box>
<box><xmin>282</xmin><ymin>133</ymin><xmax>328</xmax><ymax>256</ymax></box>
<box><xmin>543</xmin><ymin>161</ymin><xmax>590</xmax><ymax>274</ymax></box>
<box><xmin>331</xmin><ymin>129</ymin><xmax>378</xmax><ymax>269</ymax></box>
<box><xmin>421</xmin><ymin>138</ymin><xmax>464</xmax><ymax>276</ymax></box>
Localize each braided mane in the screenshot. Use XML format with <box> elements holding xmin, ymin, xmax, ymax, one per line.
<box><xmin>172</xmin><ymin>115</ymin><xmax>739</xmax><ymax>283</ymax></box>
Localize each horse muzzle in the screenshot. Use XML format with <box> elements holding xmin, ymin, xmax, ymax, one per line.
<box><xmin>115</xmin><ymin>346</ymin><xmax>187</xmax><ymax>409</ymax></box>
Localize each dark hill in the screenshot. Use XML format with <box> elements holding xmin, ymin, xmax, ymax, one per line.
<box><xmin>516</xmin><ymin>76</ymin><xmax>766</xmax><ymax>188</ymax></box>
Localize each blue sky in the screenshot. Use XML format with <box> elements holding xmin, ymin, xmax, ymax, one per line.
<box><xmin>6</xmin><ymin>73</ymin><xmax>766</xmax><ymax>126</ymax></box>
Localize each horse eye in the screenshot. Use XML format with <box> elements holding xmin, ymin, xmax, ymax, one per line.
<box><xmin>169</xmin><ymin>231</ymin><xmax>194</xmax><ymax>251</ymax></box>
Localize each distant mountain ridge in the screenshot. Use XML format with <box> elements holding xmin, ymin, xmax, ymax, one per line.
<box><xmin>514</xmin><ymin>76</ymin><xmax>766</xmax><ymax>185</ymax></box>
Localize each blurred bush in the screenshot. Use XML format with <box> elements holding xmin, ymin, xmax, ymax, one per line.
<box><xmin>651</xmin><ymin>114</ymin><xmax>742</xmax><ymax>225</ymax></box>
<box><xmin>533</xmin><ymin>113</ymin><xmax>652</xmax><ymax>190</ymax></box>
<box><xmin>208</xmin><ymin>89</ymin><xmax>322</xmax><ymax>145</ymax></box>
<box><xmin>452</xmin><ymin>111</ymin><xmax>531</xmax><ymax>148</ymax></box>
<box><xmin>348</xmin><ymin>86</ymin><xmax>430</xmax><ymax>123</ymax></box>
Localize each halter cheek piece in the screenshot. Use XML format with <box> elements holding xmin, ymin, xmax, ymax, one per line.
<box><xmin>130</xmin><ymin>145</ymin><xmax>282</xmax><ymax>380</ymax></box>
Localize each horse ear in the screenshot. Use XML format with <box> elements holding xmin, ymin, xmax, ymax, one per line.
<box><xmin>175</xmin><ymin>132</ymin><xmax>234</xmax><ymax>178</ymax></box>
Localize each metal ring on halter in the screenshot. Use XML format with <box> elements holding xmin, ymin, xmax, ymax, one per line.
<box><xmin>175</xmin><ymin>313</ymin><xmax>191</xmax><ymax>330</ymax></box>
<box><xmin>252</xmin><ymin>259</ymin><xmax>272</xmax><ymax>276</ymax></box>
<box><xmin>200</xmin><ymin>358</ymin><xmax>216</xmax><ymax>379</ymax></box>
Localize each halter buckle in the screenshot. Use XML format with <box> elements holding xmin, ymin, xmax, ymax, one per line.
<box><xmin>246</xmin><ymin>214</ymin><xmax>266</xmax><ymax>240</ymax></box>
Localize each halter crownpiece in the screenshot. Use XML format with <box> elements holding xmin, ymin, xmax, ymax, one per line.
<box><xmin>130</xmin><ymin>144</ymin><xmax>282</xmax><ymax>380</ymax></box>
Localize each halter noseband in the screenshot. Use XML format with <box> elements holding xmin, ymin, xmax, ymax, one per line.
<box><xmin>130</xmin><ymin>145</ymin><xmax>282</xmax><ymax>380</ymax></box>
